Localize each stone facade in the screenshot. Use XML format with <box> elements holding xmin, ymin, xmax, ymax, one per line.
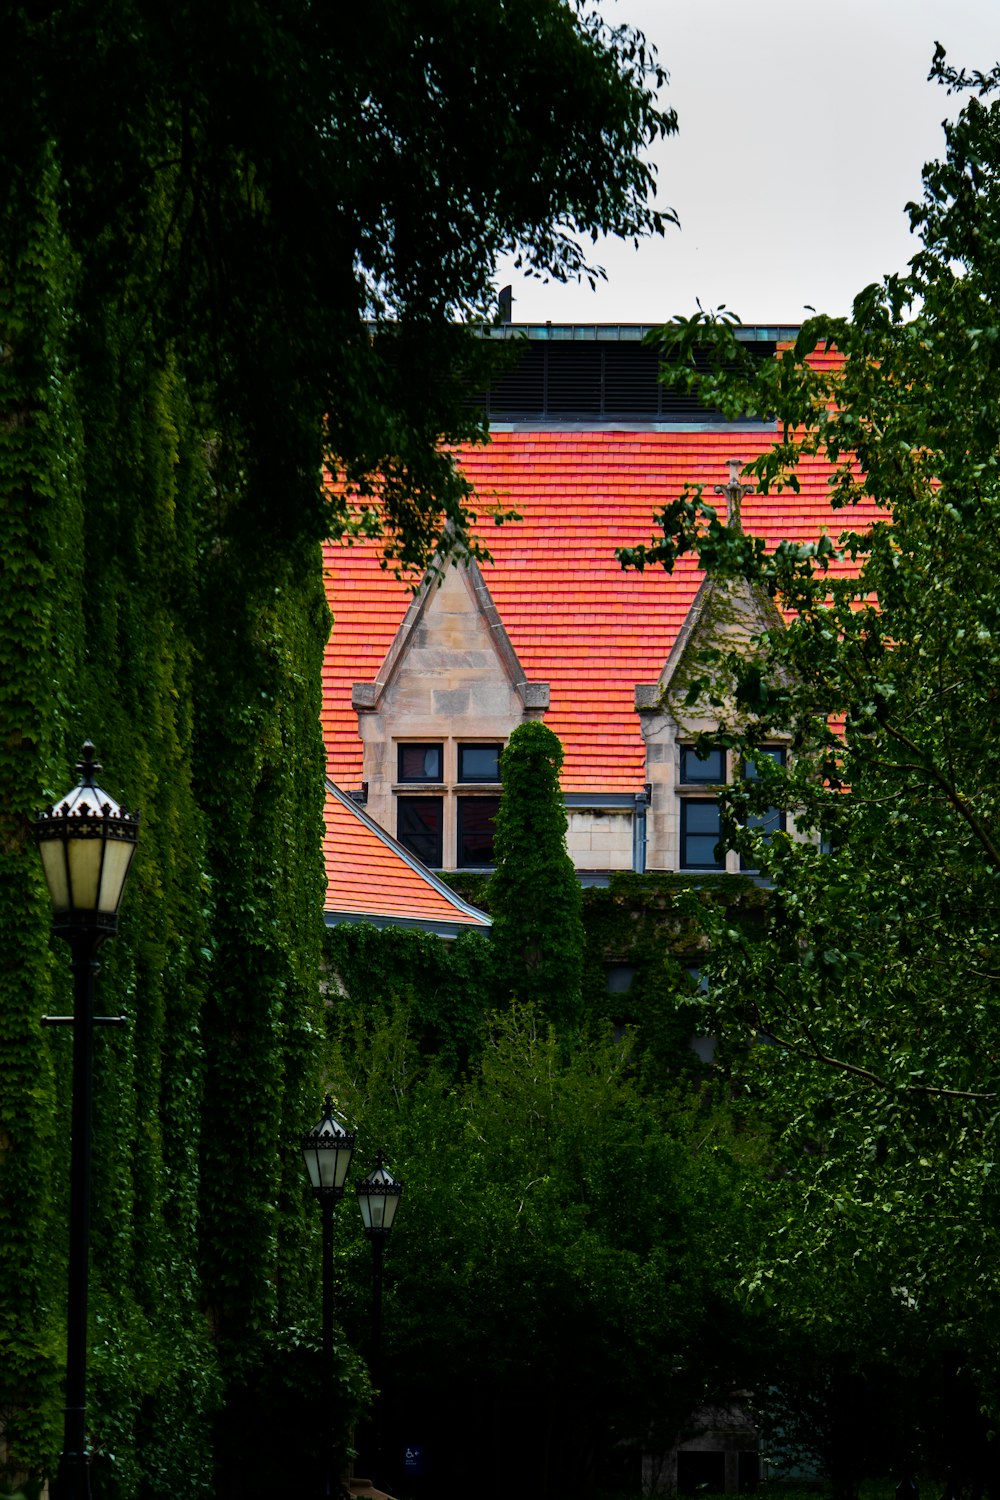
<box><xmin>352</xmin><ymin>562</ymin><xmax>548</xmax><ymax>868</ymax></box>
<box><xmin>349</xmin><ymin>541</ymin><xmax>800</xmax><ymax>876</ymax></box>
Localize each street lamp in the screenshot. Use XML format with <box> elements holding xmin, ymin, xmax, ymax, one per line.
<box><xmin>35</xmin><ymin>742</ymin><xmax>139</xmax><ymax>1500</ymax></box>
<box><xmin>301</xmin><ymin>1094</ymin><xmax>356</xmax><ymax>1500</ymax></box>
<box><xmin>355</xmin><ymin>1154</ymin><xmax>403</xmax><ymax>1484</ymax></box>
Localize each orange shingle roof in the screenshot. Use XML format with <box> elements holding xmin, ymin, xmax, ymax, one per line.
<box><xmin>321</xmin><ymin>429</ymin><xmax>882</xmax><ymax>794</ymax></box>
<box><xmin>323</xmin><ymin>782</ymin><xmax>491</xmax><ymax>933</ymax></box>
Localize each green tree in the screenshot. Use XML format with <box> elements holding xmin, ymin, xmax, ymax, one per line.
<box><xmin>2</xmin><ymin>5</ymin><xmax>675</xmax><ymax>1490</ymax></box>
<box><xmin>5</xmin><ymin>0</ymin><xmax>675</xmax><ymax>573</ymax></box>
<box><xmin>619</xmin><ymin>49</ymin><xmax>1000</xmax><ymax>1486</ymax></box>
<box><xmin>489</xmin><ymin>722</ymin><xmax>585</xmax><ymax>1026</ymax></box>
<box><xmin>326</xmin><ymin>1002</ymin><xmax>761</xmax><ymax>1500</ymax></box>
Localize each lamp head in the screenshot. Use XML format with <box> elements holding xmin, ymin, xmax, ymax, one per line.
<box><xmin>356</xmin><ymin>1151</ymin><xmax>403</xmax><ymax>1239</ymax></box>
<box><xmin>34</xmin><ymin>742</ymin><xmax>139</xmax><ymax>936</ymax></box>
<box><xmin>301</xmin><ymin>1094</ymin><xmax>356</xmax><ymax>1199</ymax></box>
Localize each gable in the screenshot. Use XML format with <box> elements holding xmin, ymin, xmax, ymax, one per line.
<box><xmin>351</xmin><ymin>559</ymin><xmax>547</xmax><ymax>724</ymax></box>
<box><xmin>655</xmin><ymin>572</ymin><xmax>786</xmax><ymax>730</ymax></box>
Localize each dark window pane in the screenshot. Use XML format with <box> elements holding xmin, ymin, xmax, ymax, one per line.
<box><xmin>398</xmin><ymin>743</ymin><xmax>442</xmax><ymax>782</ymax></box>
<box><xmin>744</xmin><ymin>746</ymin><xmax>786</xmax><ymax>779</ymax></box>
<box><xmin>681</xmin><ymin>799</ymin><xmax>723</xmax><ymax>869</ymax></box>
<box><xmin>680</xmin><ymin>746</ymin><xmax>725</xmax><ymax>783</ymax></box>
<box><xmin>605</xmin><ymin>964</ymin><xmax>636</xmax><ymax>994</ymax></box>
<box><xmin>741</xmin><ymin>748</ymin><xmax>786</xmax><ymax>869</ymax></box>
<box><xmin>397</xmin><ymin>797</ymin><xmax>443</xmax><ymax>866</ymax></box>
<box><xmin>457</xmin><ymin>796</ymin><xmax>499</xmax><ymax>867</ymax></box>
<box><xmin>458</xmin><ymin>744</ymin><xmax>501</xmax><ymax>782</ymax></box>
<box><xmin>741</xmin><ymin>806</ymin><xmax>786</xmax><ymax>870</ymax></box>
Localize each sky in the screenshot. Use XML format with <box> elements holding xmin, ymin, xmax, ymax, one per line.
<box><xmin>498</xmin><ymin>0</ymin><xmax>1000</xmax><ymax>326</ymax></box>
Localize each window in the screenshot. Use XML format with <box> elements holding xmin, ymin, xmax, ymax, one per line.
<box><xmin>394</xmin><ymin>739</ymin><xmax>504</xmax><ymax>869</ymax></box>
<box><xmin>679</xmin><ymin>745</ymin><xmax>725</xmax><ymax>870</ymax></box>
<box><xmin>397</xmin><ymin>797</ymin><xmax>443</xmax><ymax>866</ymax></box>
<box><xmin>398</xmin><ymin>743</ymin><xmax>443</xmax><ymax>782</ymax></box>
<box><xmin>677</xmin><ymin>743</ymin><xmax>787</xmax><ymax>873</ymax></box>
<box><xmin>457</xmin><ymin>796</ymin><xmax>500</xmax><ymax>867</ymax></box>
<box><xmin>681</xmin><ymin>798</ymin><xmax>724</xmax><ymax>870</ymax></box>
<box><xmin>679</xmin><ymin>745</ymin><xmax>725</xmax><ymax>784</ymax></box>
<box><xmin>740</xmin><ymin>748</ymin><xmax>786</xmax><ymax>871</ymax></box>
<box><xmin>458</xmin><ymin>743</ymin><xmax>502</xmax><ymax>782</ymax></box>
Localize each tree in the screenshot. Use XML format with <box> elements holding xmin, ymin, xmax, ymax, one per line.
<box><xmin>0</xmin><ymin>5</ymin><xmax>674</xmax><ymax>1491</ymax></box>
<box><xmin>489</xmin><ymin>722</ymin><xmax>585</xmax><ymax>1026</ymax></box>
<box><xmin>5</xmin><ymin>0</ymin><xmax>675</xmax><ymax>571</ymax></box>
<box><xmin>325</xmin><ymin>1001</ymin><xmax>761</xmax><ymax>1500</ymax></box>
<box><xmin>619</xmin><ymin>50</ymin><xmax>1000</xmax><ymax>1486</ymax></box>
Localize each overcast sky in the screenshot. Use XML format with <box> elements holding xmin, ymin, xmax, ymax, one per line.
<box><xmin>498</xmin><ymin>0</ymin><xmax>1000</xmax><ymax>326</ymax></box>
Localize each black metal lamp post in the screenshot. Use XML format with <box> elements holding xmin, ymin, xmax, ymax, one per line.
<box><xmin>355</xmin><ymin>1154</ymin><xmax>403</xmax><ymax>1482</ymax></box>
<box><xmin>34</xmin><ymin>742</ymin><xmax>139</xmax><ymax>1500</ymax></box>
<box><xmin>301</xmin><ymin>1094</ymin><xmax>356</xmax><ymax>1499</ymax></box>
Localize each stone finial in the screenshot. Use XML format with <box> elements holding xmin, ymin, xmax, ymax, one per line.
<box><xmin>713</xmin><ymin>457</ymin><xmax>754</xmax><ymax>529</ymax></box>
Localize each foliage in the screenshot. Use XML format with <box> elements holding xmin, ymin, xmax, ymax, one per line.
<box><xmin>323</xmin><ymin>921</ymin><xmax>494</xmax><ymax>1074</ymax></box>
<box><xmin>579</xmin><ymin>872</ymin><xmax>765</xmax><ymax>1086</ymax></box>
<box><xmin>5</xmin><ymin>0</ymin><xmax>674</xmax><ymax>575</ymax></box>
<box><xmin>489</xmin><ymin>722</ymin><xmax>586</xmax><ymax>1025</ymax></box>
<box><xmin>2</xmin><ymin>4</ymin><xmax>676</xmax><ymax>1489</ymax></box>
<box><xmin>325</xmin><ymin>1002</ymin><xmax>762</xmax><ymax>1499</ymax></box>
<box><xmin>0</xmin><ymin>144</ymin><xmax>86</xmax><ymax>1478</ymax></box>
<box><xmin>618</xmin><ymin>50</ymin><xmax>1000</xmax><ymax>1484</ymax></box>
<box><xmin>211</xmin><ymin>1324</ymin><xmax>369</xmax><ymax>1499</ymax></box>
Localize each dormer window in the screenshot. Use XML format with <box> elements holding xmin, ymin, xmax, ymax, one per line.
<box><xmin>398</xmin><ymin>743</ymin><xmax>443</xmax><ymax>782</ymax></box>
<box><xmin>740</xmin><ymin>748</ymin><xmax>786</xmax><ymax>871</ymax></box>
<box><xmin>679</xmin><ymin>745</ymin><xmax>725</xmax><ymax>785</ymax></box>
<box><xmin>396</xmin><ymin>740</ymin><xmax>503</xmax><ymax>869</ymax></box>
<box><xmin>397</xmin><ymin>797</ymin><xmax>444</xmax><ymax>866</ymax></box>
<box><xmin>679</xmin><ymin>745</ymin><xmax>726</xmax><ymax>870</ymax></box>
<box><xmin>680</xmin><ymin>800</ymin><xmax>725</xmax><ymax>870</ymax></box>
<box><xmin>457</xmin><ymin>796</ymin><xmax>500</xmax><ymax>867</ymax></box>
<box><xmin>458</xmin><ymin>743</ymin><xmax>501</xmax><ymax>782</ymax></box>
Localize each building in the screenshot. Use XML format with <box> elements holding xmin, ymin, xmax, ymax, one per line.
<box><xmin>321</xmin><ymin>323</ymin><xmax>876</xmax><ymax>899</ymax></box>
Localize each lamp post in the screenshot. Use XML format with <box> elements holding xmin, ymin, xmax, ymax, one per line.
<box><xmin>34</xmin><ymin>742</ymin><xmax>139</xmax><ymax>1500</ymax></box>
<box><xmin>355</xmin><ymin>1154</ymin><xmax>403</xmax><ymax>1483</ymax></box>
<box><xmin>301</xmin><ymin>1094</ymin><xmax>356</xmax><ymax>1499</ymax></box>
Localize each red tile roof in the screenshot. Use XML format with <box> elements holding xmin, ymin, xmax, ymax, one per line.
<box><xmin>321</xmin><ymin>429</ymin><xmax>881</xmax><ymax>794</ymax></box>
<box><xmin>322</xmin><ymin>782</ymin><xmax>490</xmax><ymax>932</ymax></box>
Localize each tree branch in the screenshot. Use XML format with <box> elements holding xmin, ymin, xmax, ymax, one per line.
<box><xmin>762</xmin><ymin>1024</ymin><xmax>998</xmax><ymax>1102</ymax></box>
<box><xmin>882</xmin><ymin>718</ymin><xmax>1000</xmax><ymax>873</ymax></box>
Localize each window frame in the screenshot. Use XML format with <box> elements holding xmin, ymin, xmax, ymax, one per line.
<box><xmin>396</xmin><ymin>742</ymin><xmax>444</xmax><ymax>784</ymax></box>
<box><xmin>679</xmin><ymin>744</ymin><xmax>726</xmax><ymax>786</ymax></box>
<box><xmin>739</xmin><ymin>747</ymin><xmax>787</xmax><ymax>871</ymax></box>
<box><xmin>396</xmin><ymin>795</ymin><xmax>444</xmax><ymax>867</ymax></box>
<box><xmin>457</xmin><ymin>743</ymin><xmax>503</xmax><ymax>784</ymax></box>
<box><xmin>455</xmin><ymin>794</ymin><xmax>501</xmax><ymax>869</ymax></box>
<box><xmin>679</xmin><ymin>797</ymin><xmax>725</xmax><ymax>871</ymax></box>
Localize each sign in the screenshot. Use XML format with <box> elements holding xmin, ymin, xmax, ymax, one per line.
<box><xmin>403</xmin><ymin>1445</ymin><xmax>425</xmax><ymax>1477</ymax></box>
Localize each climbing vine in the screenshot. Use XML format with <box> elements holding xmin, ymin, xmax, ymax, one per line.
<box><xmin>489</xmin><ymin>722</ymin><xmax>585</xmax><ymax>1027</ymax></box>
<box><xmin>0</xmin><ymin>144</ymin><xmax>341</xmax><ymax>1497</ymax></box>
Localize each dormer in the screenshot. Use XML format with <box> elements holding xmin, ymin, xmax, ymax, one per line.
<box><xmin>636</xmin><ymin>462</ymin><xmax>789</xmax><ymax>873</ymax></box>
<box><xmin>351</xmin><ymin>558</ymin><xmax>548</xmax><ymax>870</ymax></box>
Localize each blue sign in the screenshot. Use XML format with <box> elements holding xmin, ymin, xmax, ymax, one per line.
<box><xmin>403</xmin><ymin>1445</ymin><xmax>425</xmax><ymax>1476</ymax></box>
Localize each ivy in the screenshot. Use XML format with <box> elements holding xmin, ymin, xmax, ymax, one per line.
<box><xmin>489</xmin><ymin>723</ymin><xmax>585</xmax><ymax>1028</ymax></box>
<box><xmin>0</xmin><ymin>145</ymin><xmax>341</xmax><ymax>1497</ymax></box>
<box><xmin>0</xmin><ymin>142</ymin><xmax>82</xmax><ymax>1480</ymax></box>
<box><xmin>323</xmin><ymin>923</ymin><xmax>494</xmax><ymax>1075</ymax></box>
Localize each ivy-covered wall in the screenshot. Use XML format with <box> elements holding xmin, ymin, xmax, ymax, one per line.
<box><xmin>334</xmin><ymin>872</ymin><xmax>767</xmax><ymax>1085</ymax></box>
<box><xmin>0</xmin><ymin>143</ymin><xmax>343</xmax><ymax>1497</ymax></box>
